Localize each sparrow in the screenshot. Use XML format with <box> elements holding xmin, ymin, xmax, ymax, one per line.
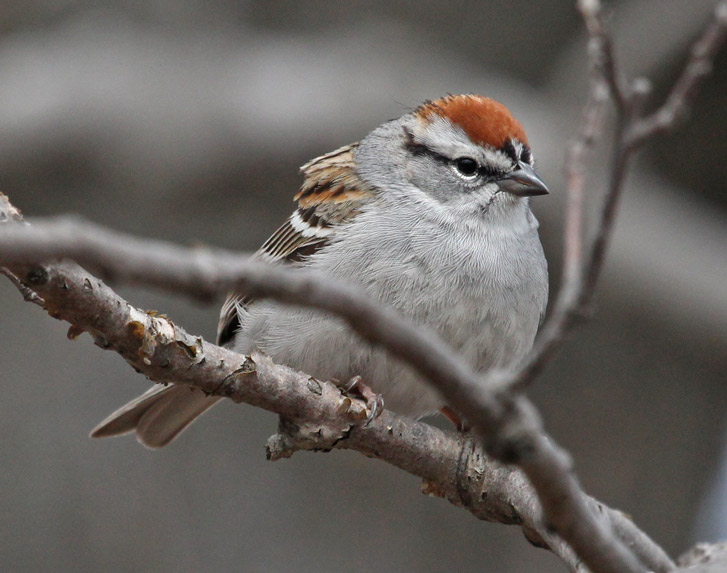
<box><xmin>91</xmin><ymin>94</ymin><xmax>549</xmax><ymax>448</ymax></box>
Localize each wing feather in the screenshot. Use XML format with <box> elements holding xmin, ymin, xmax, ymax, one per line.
<box><xmin>216</xmin><ymin>143</ymin><xmax>374</xmax><ymax>345</ymax></box>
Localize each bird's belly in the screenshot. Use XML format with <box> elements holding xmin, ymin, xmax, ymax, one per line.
<box><xmin>236</xmin><ymin>207</ymin><xmax>547</xmax><ymax>418</ymax></box>
<box><xmin>235</xmin><ymin>273</ymin><xmax>541</xmax><ymax>418</ymax></box>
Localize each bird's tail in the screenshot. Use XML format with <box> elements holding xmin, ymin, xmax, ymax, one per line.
<box><xmin>90</xmin><ymin>384</ymin><xmax>221</xmax><ymax>448</ymax></box>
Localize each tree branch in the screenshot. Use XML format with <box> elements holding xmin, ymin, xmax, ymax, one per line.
<box><xmin>1</xmin><ymin>3</ymin><xmax>723</xmax><ymax>571</ymax></box>
<box><xmin>581</xmin><ymin>0</ymin><xmax>727</xmax><ymax>299</ymax></box>
<box><xmin>0</xmin><ymin>195</ymin><xmax>674</xmax><ymax>573</ymax></box>
<box><xmin>494</xmin><ymin>0</ymin><xmax>727</xmax><ymax>396</ymax></box>
<box><xmin>627</xmin><ymin>2</ymin><xmax>727</xmax><ymax>146</ymax></box>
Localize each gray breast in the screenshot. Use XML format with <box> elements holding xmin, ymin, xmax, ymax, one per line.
<box><xmin>234</xmin><ymin>196</ymin><xmax>547</xmax><ymax>417</ymax></box>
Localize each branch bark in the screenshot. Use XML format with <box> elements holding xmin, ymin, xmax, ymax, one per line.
<box><xmin>0</xmin><ymin>3</ymin><xmax>724</xmax><ymax>571</ymax></box>
<box><xmin>0</xmin><ymin>199</ymin><xmax>671</xmax><ymax>573</ymax></box>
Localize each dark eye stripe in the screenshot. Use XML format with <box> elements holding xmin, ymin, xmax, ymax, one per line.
<box><xmin>404</xmin><ymin>126</ymin><xmax>511</xmax><ymax>180</ymax></box>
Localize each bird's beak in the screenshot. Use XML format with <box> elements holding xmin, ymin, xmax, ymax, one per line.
<box><xmin>498</xmin><ymin>162</ymin><xmax>549</xmax><ymax>197</ymax></box>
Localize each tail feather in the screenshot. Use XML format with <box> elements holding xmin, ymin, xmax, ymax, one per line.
<box><xmin>90</xmin><ymin>385</ymin><xmax>221</xmax><ymax>449</ymax></box>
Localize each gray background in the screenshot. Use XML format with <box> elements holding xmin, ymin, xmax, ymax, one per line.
<box><xmin>1</xmin><ymin>1</ymin><xmax>726</xmax><ymax>571</ymax></box>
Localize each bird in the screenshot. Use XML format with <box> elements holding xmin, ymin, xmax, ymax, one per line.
<box><xmin>91</xmin><ymin>94</ymin><xmax>549</xmax><ymax>448</ymax></box>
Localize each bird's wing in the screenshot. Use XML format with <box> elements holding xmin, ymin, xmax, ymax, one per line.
<box><xmin>216</xmin><ymin>143</ymin><xmax>375</xmax><ymax>345</ymax></box>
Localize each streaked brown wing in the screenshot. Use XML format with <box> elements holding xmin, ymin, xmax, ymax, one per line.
<box><xmin>216</xmin><ymin>143</ymin><xmax>374</xmax><ymax>346</ymax></box>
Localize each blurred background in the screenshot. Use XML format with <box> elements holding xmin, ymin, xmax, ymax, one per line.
<box><xmin>1</xmin><ymin>1</ymin><xmax>726</xmax><ymax>571</ymax></box>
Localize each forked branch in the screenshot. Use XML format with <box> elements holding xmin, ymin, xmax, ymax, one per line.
<box><xmin>499</xmin><ymin>0</ymin><xmax>727</xmax><ymax>394</ymax></box>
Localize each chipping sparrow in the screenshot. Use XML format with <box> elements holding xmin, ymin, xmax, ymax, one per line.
<box><xmin>92</xmin><ymin>94</ymin><xmax>549</xmax><ymax>448</ymax></box>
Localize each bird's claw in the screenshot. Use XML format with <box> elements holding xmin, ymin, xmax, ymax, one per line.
<box><xmin>343</xmin><ymin>375</ymin><xmax>384</xmax><ymax>427</ymax></box>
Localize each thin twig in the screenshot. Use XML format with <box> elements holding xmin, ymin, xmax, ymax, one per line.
<box><xmin>0</xmin><ymin>195</ymin><xmax>45</xmax><ymax>306</ymax></box>
<box><xmin>579</xmin><ymin>0</ymin><xmax>630</xmax><ymax>109</ymax></box>
<box><xmin>502</xmin><ymin>33</ymin><xmax>612</xmax><ymax>393</ymax></box>
<box><xmin>563</xmin><ymin>71</ymin><xmax>608</xmax><ymax>294</ymax></box>
<box><xmin>1</xmin><ymin>268</ymin><xmax>45</xmax><ymax>306</ymax></box>
<box><xmin>628</xmin><ymin>2</ymin><xmax>727</xmax><ymax>146</ymax></box>
<box><xmin>496</xmin><ymin>0</ymin><xmax>726</xmax><ymax>396</ymax></box>
<box><xmin>583</xmin><ymin>1</ymin><xmax>727</xmax><ymax>297</ymax></box>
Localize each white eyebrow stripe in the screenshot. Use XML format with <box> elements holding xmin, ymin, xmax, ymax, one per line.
<box><xmin>412</xmin><ymin>115</ymin><xmax>515</xmax><ymax>173</ymax></box>
<box><xmin>413</xmin><ymin>115</ymin><xmax>481</xmax><ymax>157</ymax></box>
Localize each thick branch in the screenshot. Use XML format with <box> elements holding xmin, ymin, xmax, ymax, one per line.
<box><xmin>0</xmin><ymin>198</ymin><xmax>673</xmax><ymax>573</ymax></box>
<box><xmin>5</xmin><ymin>4</ymin><xmax>721</xmax><ymax>567</ymax></box>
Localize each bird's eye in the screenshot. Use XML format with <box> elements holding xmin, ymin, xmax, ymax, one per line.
<box><xmin>453</xmin><ymin>157</ymin><xmax>479</xmax><ymax>178</ymax></box>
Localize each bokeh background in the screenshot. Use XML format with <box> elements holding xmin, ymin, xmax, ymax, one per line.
<box><xmin>1</xmin><ymin>1</ymin><xmax>726</xmax><ymax>571</ymax></box>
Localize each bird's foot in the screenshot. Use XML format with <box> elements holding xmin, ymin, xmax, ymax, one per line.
<box><xmin>342</xmin><ymin>375</ymin><xmax>384</xmax><ymax>427</ymax></box>
<box><xmin>440</xmin><ymin>406</ymin><xmax>470</xmax><ymax>432</ymax></box>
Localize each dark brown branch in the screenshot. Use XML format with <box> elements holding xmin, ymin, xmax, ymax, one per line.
<box><xmin>0</xmin><ymin>202</ymin><xmax>669</xmax><ymax>572</ymax></box>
